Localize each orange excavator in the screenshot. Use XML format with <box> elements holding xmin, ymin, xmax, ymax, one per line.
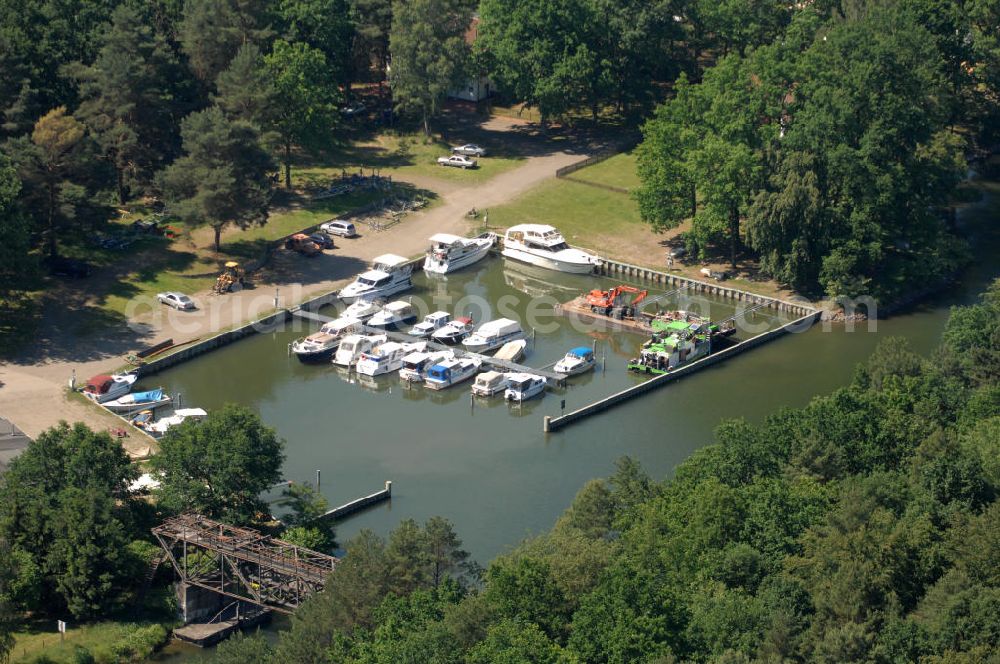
<box><xmin>585</xmin><ymin>285</ymin><xmax>648</xmax><ymax>319</ymax></box>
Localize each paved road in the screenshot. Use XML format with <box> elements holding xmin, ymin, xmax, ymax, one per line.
<box><xmin>0</xmin><ymin>118</ymin><xmax>595</xmax><ymax>443</ymax></box>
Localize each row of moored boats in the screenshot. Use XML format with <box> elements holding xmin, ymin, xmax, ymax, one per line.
<box><xmin>80</xmin><ymin>373</ymin><xmax>206</xmax><ymax>436</ymax></box>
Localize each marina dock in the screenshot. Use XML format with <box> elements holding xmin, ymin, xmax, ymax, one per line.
<box><xmin>319</xmin><ymin>481</ymin><xmax>393</xmax><ymax>520</ymax></box>
<box><xmin>288</xmin><ymin>309</ymin><xmax>568</xmax><ymax>386</ymax></box>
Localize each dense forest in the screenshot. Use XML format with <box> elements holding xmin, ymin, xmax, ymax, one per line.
<box><xmin>195</xmin><ymin>279</ymin><xmax>999</xmax><ymax>663</ymax></box>
<box><xmin>1</xmin><ymin>0</ymin><xmax>997</xmax><ymax>315</ymax></box>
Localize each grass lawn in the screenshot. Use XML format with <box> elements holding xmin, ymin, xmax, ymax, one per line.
<box><xmin>298</xmin><ymin>132</ymin><xmax>524</xmax><ymax>187</ymax></box>
<box><xmin>485</xmin><ymin>176</ymin><xmax>665</xmax><ymax>263</ymax></box>
<box><xmin>568</xmin><ymin>151</ymin><xmax>641</xmax><ymax>191</ymax></box>
<box><xmin>10</xmin><ymin>588</ymin><xmax>177</xmax><ymax>663</ymax></box>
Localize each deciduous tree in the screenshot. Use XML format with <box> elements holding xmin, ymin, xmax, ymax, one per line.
<box><xmin>151</xmin><ymin>403</ymin><xmax>285</xmax><ymax>523</ymax></box>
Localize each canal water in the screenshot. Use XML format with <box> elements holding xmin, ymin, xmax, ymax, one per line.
<box><xmin>148</xmin><ymin>185</ymin><xmax>998</xmax><ymax>661</ymax></box>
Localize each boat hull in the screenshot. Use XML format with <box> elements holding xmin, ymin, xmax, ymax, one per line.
<box><xmin>339</xmin><ymin>279</ymin><xmax>412</xmax><ymax>304</ymax></box>
<box><xmin>367</xmin><ymin>315</ymin><xmax>418</xmax><ymax>332</ymax></box>
<box><xmin>424</xmin><ymin>242</ymin><xmax>492</xmax><ymax>274</ymax></box>
<box><xmin>291</xmin><ymin>343</ymin><xmax>339</xmax><ymax>363</ymax></box>
<box><xmin>424</xmin><ymin>371</ymin><xmax>477</xmax><ymax>390</ymax></box>
<box><xmin>505</xmin><ymin>385</ymin><xmax>545</xmax><ymax>402</ymax></box>
<box><xmin>501</xmin><ymin>248</ymin><xmax>596</xmax><ymax>274</ymax></box>
<box><xmin>105</xmin><ymin>396</ymin><xmax>173</xmax><ymax>413</ymax></box>
<box><xmin>554</xmin><ymin>359</ymin><xmax>596</xmax><ymax>376</ymax></box>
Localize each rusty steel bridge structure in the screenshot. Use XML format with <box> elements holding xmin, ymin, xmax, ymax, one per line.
<box><xmin>152</xmin><ymin>513</ymin><xmax>338</xmax><ymax>614</ymax></box>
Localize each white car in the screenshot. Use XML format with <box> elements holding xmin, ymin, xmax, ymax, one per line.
<box><xmin>437</xmin><ymin>155</ymin><xmax>477</xmax><ymax>169</ymax></box>
<box><xmin>157</xmin><ymin>292</ymin><xmax>196</xmax><ymax>310</ymax></box>
<box><xmin>452</xmin><ymin>144</ymin><xmax>486</xmax><ymax>157</ymax></box>
<box><xmin>320</xmin><ymin>219</ymin><xmax>357</xmax><ymax>237</ymax></box>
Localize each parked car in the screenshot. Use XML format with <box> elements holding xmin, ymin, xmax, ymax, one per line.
<box><xmin>437</xmin><ymin>155</ymin><xmax>477</xmax><ymax>169</ymax></box>
<box><xmin>452</xmin><ymin>144</ymin><xmax>487</xmax><ymax>157</ymax></box>
<box><xmin>45</xmin><ymin>256</ymin><xmax>92</xmax><ymax>278</ymax></box>
<box><xmin>320</xmin><ymin>219</ymin><xmax>358</xmax><ymax>238</ymax></box>
<box><xmin>309</xmin><ymin>232</ymin><xmax>334</xmax><ymax>250</ymax></box>
<box><xmin>157</xmin><ymin>291</ymin><xmax>196</xmax><ymax>310</ymax></box>
<box><xmin>341</xmin><ymin>101</ymin><xmax>366</xmax><ymax>117</ymax></box>
<box><xmin>285</xmin><ymin>233</ymin><xmax>322</xmax><ymax>256</ymax></box>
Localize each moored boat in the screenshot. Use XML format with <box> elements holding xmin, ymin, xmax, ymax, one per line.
<box><xmin>501</xmin><ymin>224</ymin><xmax>599</xmax><ymax>274</ymax></box>
<box><xmin>462</xmin><ymin>318</ymin><xmax>525</xmax><ymax>353</ymax></box>
<box><xmin>290</xmin><ymin>317</ymin><xmax>363</xmax><ymax>362</ymax></box>
<box><xmin>333</xmin><ymin>334</ymin><xmax>388</xmax><ymax>367</ymax></box>
<box><xmin>504</xmin><ymin>373</ymin><xmax>546</xmax><ymax>402</ymax></box>
<box><xmin>399</xmin><ymin>350</ymin><xmax>454</xmax><ymax>382</ymax></box>
<box><xmin>143</xmin><ymin>408</ymin><xmax>208</xmax><ymax>437</ymax></box>
<box><xmin>627</xmin><ymin>320</ymin><xmax>712</xmax><ymax>374</ymax></box>
<box><xmin>432</xmin><ymin>317</ymin><xmax>475</xmax><ymax>345</ymax></box>
<box><xmin>471</xmin><ymin>370</ymin><xmax>510</xmax><ymax>397</ymax></box>
<box><xmin>368</xmin><ymin>301</ymin><xmax>418</xmax><ymax>330</ymax></box>
<box><xmin>339</xmin><ymin>254</ymin><xmax>413</xmax><ymax>303</ymax></box>
<box><xmin>340</xmin><ymin>298</ymin><xmax>384</xmax><ymax>322</ymax></box>
<box><xmin>356</xmin><ymin>341</ymin><xmax>426</xmax><ymax>376</ymax></box>
<box><xmin>554</xmin><ymin>346</ymin><xmax>597</xmax><ymax>375</ymax></box>
<box><xmin>104</xmin><ymin>388</ymin><xmax>172</xmax><ymax>413</ymax></box>
<box><xmin>82</xmin><ymin>373</ymin><xmax>137</xmax><ymax>403</ymax></box>
<box><xmin>494</xmin><ymin>339</ymin><xmax>527</xmax><ymax>362</ymax></box>
<box><xmin>423</xmin><ymin>232</ymin><xmax>495</xmax><ymax>274</ymax></box>
<box><xmin>424</xmin><ymin>357</ymin><xmax>482</xmax><ymax>390</ymax></box>
<box><xmin>409</xmin><ymin>311</ymin><xmax>451</xmax><ymax>338</ymax></box>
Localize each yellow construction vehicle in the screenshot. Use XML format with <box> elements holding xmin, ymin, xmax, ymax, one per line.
<box><xmin>214</xmin><ymin>261</ymin><xmax>245</xmax><ymax>293</ymax></box>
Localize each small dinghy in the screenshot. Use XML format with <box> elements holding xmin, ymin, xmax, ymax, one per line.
<box><xmin>104</xmin><ymin>388</ymin><xmax>172</xmax><ymax>413</ymax></box>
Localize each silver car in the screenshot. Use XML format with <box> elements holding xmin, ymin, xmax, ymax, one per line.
<box><xmin>437</xmin><ymin>155</ymin><xmax>477</xmax><ymax>169</ymax></box>
<box><xmin>452</xmin><ymin>144</ymin><xmax>486</xmax><ymax>157</ymax></box>
<box><xmin>157</xmin><ymin>291</ymin><xmax>196</xmax><ymax>310</ymax></box>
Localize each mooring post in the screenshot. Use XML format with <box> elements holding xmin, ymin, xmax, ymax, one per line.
<box><xmin>316</xmin><ymin>469</ymin><xmax>321</xmax><ymax>489</ymax></box>
<box><xmin>385</xmin><ymin>480</ymin><xmax>392</xmax><ymax>495</ymax></box>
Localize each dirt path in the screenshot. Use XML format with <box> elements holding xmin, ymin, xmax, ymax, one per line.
<box><xmin>0</xmin><ymin>122</ymin><xmax>596</xmax><ymax>441</ymax></box>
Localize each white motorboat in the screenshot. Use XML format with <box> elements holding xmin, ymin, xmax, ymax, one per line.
<box><xmin>423</xmin><ymin>232</ymin><xmax>495</xmax><ymax>274</ymax></box>
<box><xmin>82</xmin><ymin>372</ymin><xmax>137</xmax><ymax>403</ymax></box>
<box><xmin>143</xmin><ymin>408</ymin><xmax>208</xmax><ymax>437</ymax></box>
<box><xmin>432</xmin><ymin>317</ymin><xmax>475</xmax><ymax>345</ymax></box>
<box><xmin>494</xmin><ymin>339</ymin><xmax>527</xmax><ymax>362</ymax></box>
<box><xmin>501</xmin><ymin>224</ymin><xmax>599</xmax><ymax>274</ymax></box>
<box><xmin>368</xmin><ymin>301</ymin><xmax>418</xmax><ymax>330</ymax></box>
<box><xmin>424</xmin><ymin>357</ymin><xmax>482</xmax><ymax>390</ymax></box>
<box><xmin>332</xmin><ymin>334</ymin><xmax>387</xmax><ymax>367</ymax></box>
<box><xmin>462</xmin><ymin>318</ymin><xmax>525</xmax><ymax>353</ymax></box>
<box><xmin>340</xmin><ymin>298</ymin><xmax>383</xmax><ymax>322</ymax></box>
<box><xmin>553</xmin><ymin>346</ymin><xmax>597</xmax><ymax>375</ymax></box>
<box><xmin>399</xmin><ymin>350</ymin><xmax>454</xmax><ymax>382</ymax></box>
<box><xmin>504</xmin><ymin>373</ymin><xmax>547</xmax><ymax>402</ymax></box>
<box><xmin>356</xmin><ymin>341</ymin><xmax>426</xmax><ymax>376</ymax></box>
<box><xmin>290</xmin><ymin>317</ymin><xmax>363</xmax><ymax>362</ymax></box>
<box><xmin>339</xmin><ymin>254</ymin><xmax>413</xmax><ymax>302</ymax></box>
<box><xmin>471</xmin><ymin>370</ymin><xmax>510</xmax><ymax>397</ymax></box>
<box><xmin>409</xmin><ymin>311</ymin><xmax>451</xmax><ymax>338</ymax></box>
<box><xmin>104</xmin><ymin>388</ymin><xmax>172</xmax><ymax>413</ymax></box>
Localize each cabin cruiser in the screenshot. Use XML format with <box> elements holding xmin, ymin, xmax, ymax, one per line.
<box><xmin>462</xmin><ymin>318</ymin><xmax>525</xmax><ymax>353</ymax></box>
<box><xmin>471</xmin><ymin>371</ymin><xmax>510</xmax><ymax>397</ymax></box>
<box><xmin>82</xmin><ymin>373</ymin><xmax>137</xmax><ymax>403</ymax></box>
<box><xmin>424</xmin><ymin>357</ymin><xmax>482</xmax><ymax>390</ymax></box>
<box><xmin>399</xmin><ymin>350</ymin><xmax>454</xmax><ymax>382</ymax></box>
<box><xmin>504</xmin><ymin>373</ymin><xmax>546</xmax><ymax>402</ymax></box>
<box><xmin>143</xmin><ymin>408</ymin><xmax>208</xmax><ymax>437</ymax></box>
<box><xmin>356</xmin><ymin>341</ymin><xmax>426</xmax><ymax>376</ymax></box>
<box><xmin>104</xmin><ymin>388</ymin><xmax>172</xmax><ymax>413</ymax></box>
<box><xmin>494</xmin><ymin>339</ymin><xmax>527</xmax><ymax>362</ymax></box>
<box><xmin>501</xmin><ymin>224</ymin><xmax>599</xmax><ymax>274</ymax></box>
<box><xmin>340</xmin><ymin>298</ymin><xmax>383</xmax><ymax>322</ymax></box>
<box><xmin>290</xmin><ymin>317</ymin><xmax>363</xmax><ymax>362</ymax></box>
<box><xmin>409</xmin><ymin>311</ymin><xmax>451</xmax><ymax>338</ymax></box>
<box><xmin>339</xmin><ymin>254</ymin><xmax>413</xmax><ymax>303</ymax></box>
<box><xmin>554</xmin><ymin>346</ymin><xmax>597</xmax><ymax>375</ymax></box>
<box><xmin>332</xmin><ymin>334</ymin><xmax>387</xmax><ymax>367</ymax></box>
<box><xmin>368</xmin><ymin>301</ymin><xmax>418</xmax><ymax>330</ymax></box>
<box><xmin>423</xmin><ymin>232</ymin><xmax>495</xmax><ymax>274</ymax></box>
<box><xmin>432</xmin><ymin>317</ymin><xmax>475</xmax><ymax>345</ymax></box>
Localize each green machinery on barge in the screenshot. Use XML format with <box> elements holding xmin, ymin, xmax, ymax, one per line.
<box><xmin>627</xmin><ymin>318</ymin><xmax>729</xmax><ymax>375</ymax></box>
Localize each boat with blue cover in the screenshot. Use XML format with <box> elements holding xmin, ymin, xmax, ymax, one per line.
<box><xmin>104</xmin><ymin>388</ymin><xmax>172</xmax><ymax>412</ymax></box>
<box><xmin>554</xmin><ymin>346</ymin><xmax>597</xmax><ymax>375</ymax></box>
